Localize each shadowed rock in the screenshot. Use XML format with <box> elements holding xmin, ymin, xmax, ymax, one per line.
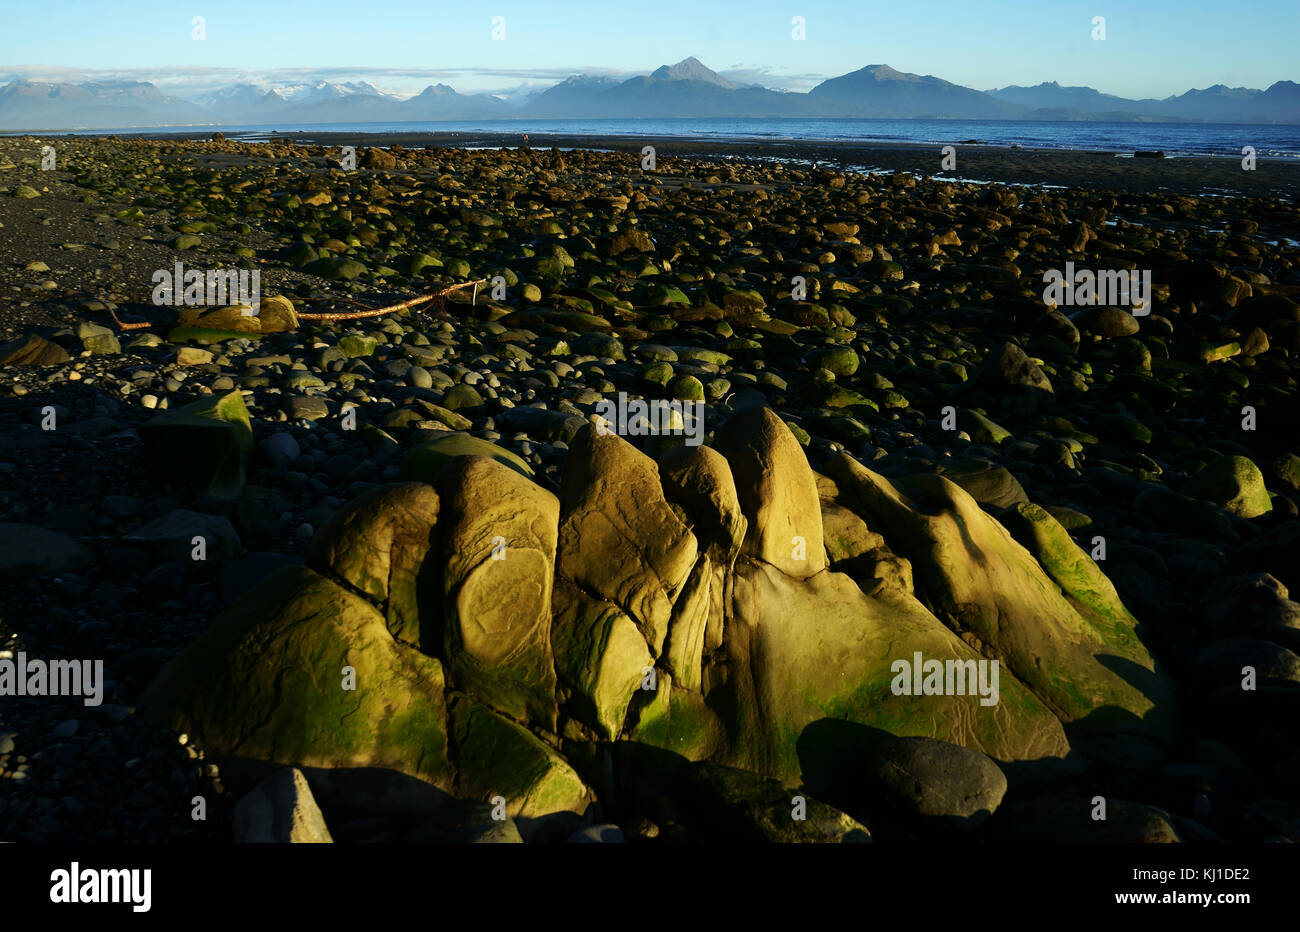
<box><xmin>232</xmin><ymin>766</ymin><xmax>334</xmax><ymax>843</ymax></box>
<box><xmin>139</xmin><ymin>389</ymin><xmax>254</xmax><ymax>501</ymax></box>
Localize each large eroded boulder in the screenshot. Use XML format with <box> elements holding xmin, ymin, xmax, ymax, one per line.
<box><xmin>438</xmin><ymin>455</ymin><xmax>560</xmax><ymax>728</ymax></box>
<box><xmin>307</xmin><ymin>482</ymin><xmax>441</xmax><ymax>647</ymax></box>
<box><xmin>714</xmin><ymin>407</ymin><xmax>825</xmax><ymax>579</ymax></box>
<box><xmin>144</xmin><ymin>406</ymin><xmax>1178</xmax><ymax>837</ymax></box>
<box><xmin>558</xmin><ymin>425</ymin><xmax>697</xmax><ymax>655</ymax></box>
<box><xmin>142</xmin><ymin>565</ymin><xmax>455</xmax><ymax>788</ymax></box>
<box><xmin>828</xmin><ymin>455</ymin><xmax>1174</xmax><ymax>740</ymax></box>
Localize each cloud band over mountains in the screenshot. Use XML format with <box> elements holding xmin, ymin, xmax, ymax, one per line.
<box><xmin>1</xmin><ymin>58</ymin><xmax>1296</xmax><ymax>130</ymax></box>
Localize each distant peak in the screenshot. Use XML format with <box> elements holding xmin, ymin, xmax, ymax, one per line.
<box><xmin>650</xmin><ymin>57</ymin><xmax>737</xmax><ymax>88</ymax></box>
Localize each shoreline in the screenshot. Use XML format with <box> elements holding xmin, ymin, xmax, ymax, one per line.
<box><xmin>8</xmin><ymin>128</ymin><xmax>1298</xmax><ymax>197</ymax></box>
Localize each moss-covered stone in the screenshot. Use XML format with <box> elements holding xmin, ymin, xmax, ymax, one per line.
<box><xmin>830</xmin><ymin>456</ymin><xmax>1175</xmax><ymax>741</ymax></box>
<box><xmin>812</xmin><ymin>345</ymin><xmax>860</xmax><ymax>376</ymax></box>
<box><xmin>400</xmin><ymin>432</ymin><xmax>533</xmax><ymax>482</ymax></box>
<box><xmin>166</xmin><ymin>326</ymin><xmax>257</xmax><ymax>344</ymax></box>
<box><xmin>640</xmin><ymin>361</ymin><xmax>674</xmax><ymax>388</ymax></box>
<box><xmin>142</xmin><ymin>565</ymin><xmax>454</xmax><ymax>788</ymax></box>
<box><xmin>77</xmin><ymin>321</ymin><xmax>120</xmax><ymax>355</ymax></box>
<box><xmin>337</xmin><ymin>334</ymin><xmax>378</xmax><ymax>358</ymax></box>
<box><xmin>450</xmin><ymin>696</ymin><xmax>592</xmax><ymax>821</ymax></box>
<box><xmin>625</xmin><ymin>672</ymin><xmax>726</xmax><ymax>762</ymax></box>
<box><xmin>720</xmin><ymin>559</ymin><xmax>1068</xmax><ymax>781</ymax></box>
<box><xmin>306</xmin><ymin>483</ymin><xmax>441</xmax><ymax>647</ymax></box>
<box><xmin>305</xmin><ymin>256</ymin><xmax>367</xmax><ymax>280</ymax></box>
<box><xmin>668</xmin><ymin>374</ymin><xmax>705</xmax><ymax>401</ymax></box>
<box><xmin>1001</xmin><ymin>503</ymin><xmax>1143</xmax><ymax>643</ymax></box>
<box><xmin>957</xmin><ymin>409</ymin><xmax>1012</xmax><ymax>445</ymax></box>
<box><xmin>1182</xmin><ymin>454</ymin><xmax>1273</xmax><ymax>518</ymax></box>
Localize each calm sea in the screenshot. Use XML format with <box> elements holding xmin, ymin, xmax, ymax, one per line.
<box><xmin>20</xmin><ymin>118</ymin><xmax>1300</xmax><ymax>159</ymax></box>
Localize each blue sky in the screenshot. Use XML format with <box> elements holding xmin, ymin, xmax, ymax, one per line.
<box><xmin>1</xmin><ymin>0</ymin><xmax>1295</xmax><ymax>100</ymax></box>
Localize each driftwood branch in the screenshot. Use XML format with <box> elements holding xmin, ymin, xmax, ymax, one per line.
<box><xmin>106</xmin><ymin>279</ymin><xmax>490</xmax><ymax>329</ymax></box>
<box><xmin>109</xmin><ymin>306</ymin><xmax>153</xmax><ymax>330</ymax></box>
<box><xmin>296</xmin><ymin>279</ymin><xmax>489</xmax><ymax>321</ymax></box>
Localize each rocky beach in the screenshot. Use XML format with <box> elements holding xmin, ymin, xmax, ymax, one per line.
<box><xmin>0</xmin><ymin>132</ymin><xmax>1298</xmax><ymax>844</ymax></box>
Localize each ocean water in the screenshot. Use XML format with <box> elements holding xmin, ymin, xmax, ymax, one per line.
<box><xmin>19</xmin><ymin>118</ymin><xmax>1300</xmax><ymax>159</ymax></box>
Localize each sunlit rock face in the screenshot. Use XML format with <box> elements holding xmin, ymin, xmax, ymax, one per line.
<box><xmin>145</xmin><ymin>408</ymin><xmax>1172</xmax><ymax>834</ymax></box>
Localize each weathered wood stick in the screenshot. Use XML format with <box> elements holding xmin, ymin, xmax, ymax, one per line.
<box><xmin>295</xmin><ymin>279</ymin><xmax>489</xmax><ymax>321</ymax></box>
<box><xmin>108</xmin><ymin>306</ymin><xmax>153</xmax><ymax>330</ymax></box>
<box><xmin>106</xmin><ymin>279</ymin><xmax>490</xmax><ymax>328</ymax></box>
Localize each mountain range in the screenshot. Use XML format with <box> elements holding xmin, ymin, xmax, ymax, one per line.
<box><xmin>2</xmin><ymin>58</ymin><xmax>1297</xmax><ymax>129</ymax></box>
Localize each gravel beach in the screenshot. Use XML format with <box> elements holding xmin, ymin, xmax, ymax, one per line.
<box><xmin>1</xmin><ymin>132</ymin><xmax>1297</xmax><ymax>844</ymax></box>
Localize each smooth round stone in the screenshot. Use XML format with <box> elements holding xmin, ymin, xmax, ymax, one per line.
<box><xmin>284</xmin><ymin>372</ymin><xmax>326</xmax><ymax>391</ymax></box>
<box><xmin>407</xmin><ymin>366</ymin><xmax>434</xmax><ymax>389</ymax></box>
<box><xmin>286</xmin><ymin>396</ymin><xmax>331</xmax><ymax>421</ymax></box>
<box><xmin>442</xmin><ymin>384</ymin><xmax>484</xmax><ymax>410</ymax></box>
<box><xmin>261</xmin><ymin>432</ymin><xmax>301</xmax><ymax>468</ymax></box>
<box><xmin>568</xmin><ymin>824</ymin><xmax>625</xmax><ymax>843</ymax></box>
<box><xmin>668</xmin><ymin>374</ymin><xmax>705</xmax><ymax>401</ymax></box>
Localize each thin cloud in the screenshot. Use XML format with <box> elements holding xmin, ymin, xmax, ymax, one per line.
<box><xmin>717</xmin><ymin>65</ymin><xmax>829</xmax><ymax>92</ymax></box>
<box><xmin>0</xmin><ymin>64</ymin><xmax>647</xmax><ymax>100</ymax></box>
